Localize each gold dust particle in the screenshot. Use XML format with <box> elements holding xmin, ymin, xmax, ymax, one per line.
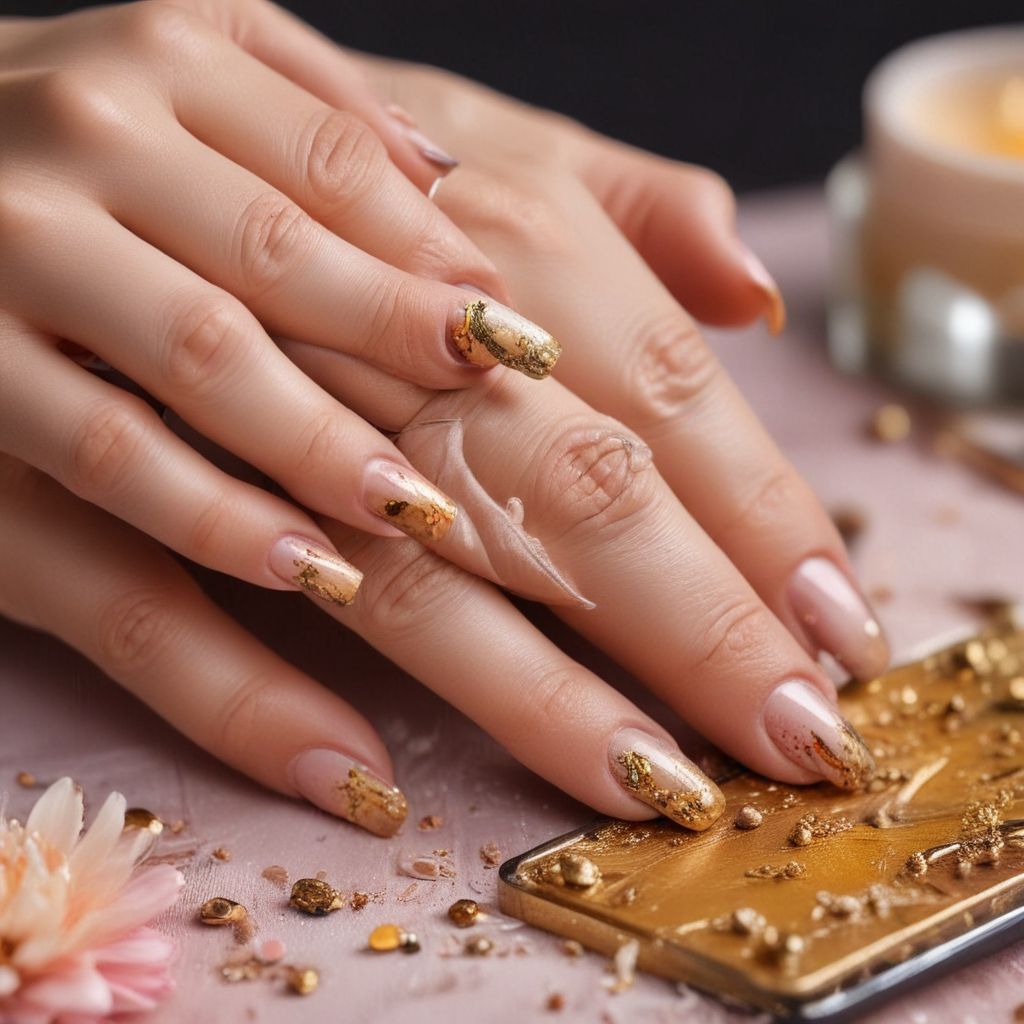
<box><xmin>261</xmin><ymin>865</ymin><xmax>289</xmax><ymax>889</ymax></box>
<box><xmin>730</xmin><ymin>907</ymin><xmax>766</xmax><ymax>936</ymax></box>
<box><xmin>1013</xmin><ymin>1002</ymin><xmax>1024</xmax><ymax>1022</ymax></box>
<box><xmin>199</xmin><ymin>897</ymin><xmax>247</xmax><ymax>925</ymax></box>
<box><xmin>546</xmin><ymin>992</ymin><xmax>566</xmax><ymax>1012</ymax></box>
<box><xmin>289</xmin><ymin>878</ymin><xmax>344</xmax><ymax>916</ymax></box>
<box><xmin>448</xmin><ymin>898</ymin><xmax>480</xmax><ymax>928</ymax></box>
<box><xmin>905</xmin><ymin>852</ymin><xmax>928</xmax><ymax>877</ymax></box>
<box><xmin>369</xmin><ymin>924</ymin><xmax>404</xmax><ymax>952</ymax></box>
<box><xmin>745</xmin><ymin>861</ymin><xmax>807</xmax><ymax>881</ymax></box>
<box><xmin>869</xmin><ymin>403</ymin><xmax>911</xmax><ymax>443</ymax></box>
<box><xmin>350</xmin><ymin>892</ymin><xmax>369</xmax><ymax>912</ymax></box>
<box><xmin>464</xmin><ymin>936</ymin><xmax>494</xmax><ymax>956</ymax></box>
<box><xmin>1010</xmin><ymin>677</ymin><xmax>1024</xmax><ymax>702</ymax></box>
<box><xmin>418</xmin><ymin>815</ymin><xmax>444</xmax><ymax>830</ymax></box>
<box><xmin>123</xmin><ymin>808</ymin><xmax>163</xmax><ymax>835</ymax></box>
<box><xmin>479</xmin><ymin>842</ymin><xmax>501</xmax><ymax>868</ymax></box>
<box><xmin>829</xmin><ymin>506</ymin><xmax>867</xmax><ymax>545</ymax></box>
<box><xmin>399</xmin><ymin>931</ymin><xmax>421</xmax><ymax>954</ymax></box>
<box><xmin>168</xmin><ymin>819</ymin><xmax>186</xmax><ymax>834</ymax></box>
<box><xmin>562</xmin><ymin>939</ymin><xmax>584</xmax><ymax>958</ymax></box>
<box><xmin>558</xmin><ymin>853</ymin><xmax>601</xmax><ymax>889</ymax></box>
<box><xmin>212</xmin><ymin>847</ymin><xmax>231</xmax><ymax>862</ymax></box>
<box><xmin>735</xmin><ymin>805</ymin><xmax>763</xmax><ymax>830</ymax></box>
<box><xmin>15</xmin><ymin>771</ymin><xmax>36</xmax><ymax>788</ymax></box>
<box><xmin>287</xmin><ymin>967</ymin><xmax>319</xmax><ymax>996</ymax></box>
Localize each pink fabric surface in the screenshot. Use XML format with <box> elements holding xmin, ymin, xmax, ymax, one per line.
<box><xmin>3</xmin><ymin>188</ymin><xmax>1023</xmax><ymax>1023</ymax></box>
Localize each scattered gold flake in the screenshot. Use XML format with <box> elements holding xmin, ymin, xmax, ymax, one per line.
<box><xmin>605</xmin><ymin>938</ymin><xmax>639</xmax><ymax>993</ymax></box>
<box><xmin>396</xmin><ymin>882</ymin><xmax>418</xmax><ymax>902</ymax></box>
<box><xmin>788</xmin><ymin>812</ymin><xmax>852</xmax><ymax>847</ymax></box>
<box><xmin>350</xmin><ymin>892</ymin><xmax>369</xmax><ymax>912</ymax></box>
<box><xmin>199</xmin><ymin>897</ymin><xmax>247</xmax><ymax>926</ymax></box>
<box><xmin>368</xmin><ymin>924</ymin><xmax>405</xmax><ymax>952</ymax></box>
<box><xmin>15</xmin><ymin>771</ymin><xmax>36</xmax><ymax>788</ymax></box>
<box><xmin>869</xmin><ymin>403</ymin><xmax>911</xmax><ymax>443</ymax></box>
<box><xmin>287</xmin><ymin>967</ymin><xmax>319</xmax><ymax>996</ymax></box>
<box><xmin>448</xmin><ymin>898</ymin><xmax>480</xmax><ymax>928</ymax></box>
<box><xmin>289</xmin><ymin>879</ymin><xmax>344</xmax><ymax>916</ymax></box>
<box><xmin>830</xmin><ymin>506</ymin><xmax>867</xmax><ymax>545</ymax></box>
<box><xmin>1010</xmin><ymin>677</ymin><xmax>1024</xmax><ymax>702</ymax></box>
<box><xmin>464</xmin><ymin>936</ymin><xmax>494</xmax><ymax>956</ymax></box>
<box><xmin>168</xmin><ymin>819</ymin><xmax>186</xmax><ymax>834</ymax></box>
<box><xmin>558</xmin><ymin>853</ymin><xmax>601</xmax><ymax>889</ymax></box>
<box><xmin>123</xmin><ymin>808</ymin><xmax>163</xmax><ymax>835</ymax></box>
<box><xmin>562</xmin><ymin>939</ymin><xmax>584</xmax><ymax>958</ymax></box>
<box><xmin>399</xmin><ymin>931</ymin><xmax>421</xmax><ymax>954</ymax></box>
<box><xmin>904</xmin><ymin>851</ymin><xmax>928</xmax><ymax>877</ymax></box>
<box><xmin>212</xmin><ymin>847</ymin><xmax>231</xmax><ymax>862</ymax></box>
<box><xmin>546</xmin><ymin>992</ymin><xmax>566</xmax><ymax>1011</ymax></box>
<box><xmin>479</xmin><ymin>842</ymin><xmax>501</xmax><ymax>869</ymax></box>
<box><xmin>418</xmin><ymin>815</ymin><xmax>444</xmax><ymax>831</ymax></box>
<box><xmin>745</xmin><ymin>861</ymin><xmax>807</xmax><ymax>881</ymax></box>
<box><xmin>261</xmin><ymin>865</ymin><xmax>289</xmax><ymax>889</ymax></box>
<box><xmin>735</xmin><ymin>805</ymin><xmax>763</xmax><ymax>830</ymax></box>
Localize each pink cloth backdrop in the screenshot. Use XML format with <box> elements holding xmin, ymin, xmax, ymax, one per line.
<box><xmin>3</xmin><ymin>189</ymin><xmax>1023</xmax><ymax>1023</ymax></box>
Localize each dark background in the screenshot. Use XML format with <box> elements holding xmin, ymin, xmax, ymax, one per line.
<box><xmin>6</xmin><ymin>1</ymin><xmax>1022</xmax><ymax>191</ymax></box>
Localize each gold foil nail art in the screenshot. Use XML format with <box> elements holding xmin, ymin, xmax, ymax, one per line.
<box><xmin>452</xmin><ymin>300</ymin><xmax>561</xmax><ymax>379</ymax></box>
<box><xmin>292</xmin><ymin>551</ymin><xmax>361</xmax><ymax>606</ymax></box>
<box><xmin>336</xmin><ymin>766</ymin><xmax>408</xmax><ymax>838</ymax></box>
<box><xmin>609</xmin><ymin>731</ymin><xmax>726</xmax><ymax>832</ymax></box>
<box><xmin>365</xmin><ymin>462</ymin><xmax>456</xmax><ymax>543</ymax></box>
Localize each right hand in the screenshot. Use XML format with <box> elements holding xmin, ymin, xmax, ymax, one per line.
<box><xmin>0</xmin><ymin>0</ymin><xmax>560</xmax><ymax>604</ymax></box>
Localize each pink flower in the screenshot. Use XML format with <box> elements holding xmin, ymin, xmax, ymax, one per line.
<box><xmin>0</xmin><ymin>779</ymin><xmax>183</xmax><ymax>1023</ymax></box>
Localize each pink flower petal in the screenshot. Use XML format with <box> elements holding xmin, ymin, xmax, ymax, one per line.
<box><xmin>19</xmin><ymin>964</ymin><xmax>112</xmax><ymax>1015</ymax></box>
<box><xmin>25</xmin><ymin>779</ymin><xmax>83</xmax><ymax>858</ymax></box>
<box><xmin>69</xmin><ymin>867</ymin><xmax>182</xmax><ymax>949</ymax></box>
<box><xmin>68</xmin><ymin>793</ymin><xmax>127</xmax><ymax>883</ymax></box>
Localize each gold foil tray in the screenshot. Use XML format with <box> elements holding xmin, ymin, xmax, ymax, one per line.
<box><xmin>499</xmin><ymin>622</ymin><xmax>1024</xmax><ymax>1019</ymax></box>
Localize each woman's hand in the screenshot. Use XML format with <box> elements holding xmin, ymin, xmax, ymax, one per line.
<box><xmin>0</xmin><ymin>0</ymin><xmax>564</xmax><ymax>607</ymax></box>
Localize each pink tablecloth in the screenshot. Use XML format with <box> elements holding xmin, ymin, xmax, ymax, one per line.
<box><xmin>3</xmin><ymin>188</ymin><xmax>1024</xmax><ymax>1024</ymax></box>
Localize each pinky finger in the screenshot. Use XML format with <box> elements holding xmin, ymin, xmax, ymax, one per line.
<box><xmin>0</xmin><ymin>455</ymin><xmax>407</xmax><ymax>838</ymax></box>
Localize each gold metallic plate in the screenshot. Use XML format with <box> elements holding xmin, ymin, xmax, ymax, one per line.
<box><xmin>499</xmin><ymin>622</ymin><xmax>1024</xmax><ymax>1018</ymax></box>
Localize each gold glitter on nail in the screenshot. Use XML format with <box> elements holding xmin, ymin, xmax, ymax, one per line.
<box><xmin>374</xmin><ymin>474</ymin><xmax>456</xmax><ymax>543</ymax></box>
<box><xmin>452</xmin><ymin>300</ymin><xmax>561</xmax><ymax>379</ymax></box>
<box><xmin>292</xmin><ymin>552</ymin><xmax>361</xmax><ymax>606</ymax></box>
<box><xmin>336</xmin><ymin>766</ymin><xmax>408</xmax><ymax>838</ymax></box>
<box><xmin>807</xmin><ymin>723</ymin><xmax>876</xmax><ymax>791</ymax></box>
<box><xmin>616</xmin><ymin>750</ymin><xmax>725</xmax><ymax>831</ymax></box>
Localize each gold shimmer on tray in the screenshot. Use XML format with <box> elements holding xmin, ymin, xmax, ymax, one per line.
<box><xmin>500</xmin><ymin>622</ymin><xmax>1024</xmax><ymax>1014</ymax></box>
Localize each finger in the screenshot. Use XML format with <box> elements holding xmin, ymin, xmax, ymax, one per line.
<box><xmin>0</xmin><ymin>454</ymin><xmax>406</xmax><ymax>837</ymax></box>
<box><xmin>158</xmin><ymin>19</ymin><xmax>505</xmax><ymax>295</ymax></box>
<box><xmin>0</xmin><ymin>323</ymin><xmax>366</xmax><ymax>596</ymax></box>
<box><xmin>581</xmin><ymin>139</ymin><xmax>785</xmax><ymax>333</ymax></box>
<box><xmin>94</xmin><ymin>115</ymin><xmax>547</xmax><ymax>389</ymax></box>
<box><xmin>157</xmin><ymin>0</ymin><xmax>456</xmax><ymax>191</ymax></box>
<box><xmin>435</xmin><ymin>169</ymin><xmax>889</xmax><ymax>684</ymax></box>
<box><xmin>0</xmin><ymin>203</ymin><xmax>462</xmax><ymax>545</ymax></box>
<box><xmin>312</xmin><ymin>519</ymin><xmax>726</xmax><ymax>832</ymax></box>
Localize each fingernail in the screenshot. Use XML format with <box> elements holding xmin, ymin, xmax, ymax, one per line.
<box><xmin>269</xmin><ymin>536</ymin><xmax>362</xmax><ymax>606</ymax></box>
<box><xmin>740</xmin><ymin>243</ymin><xmax>786</xmax><ymax>335</ymax></box>
<box><xmin>608</xmin><ymin>728</ymin><xmax>725</xmax><ymax>831</ymax></box>
<box><xmin>364</xmin><ymin>459</ymin><xmax>457</xmax><ymax>543</ymax></box>
<box><xmin>763</xmin><ymin>679</ymin><xmax>876</xmax><ymax>790</ymax></box>
<box><xmin>385</xmin><ymin>103</ymin><xmax>459</xmax><ymax>172</ymax></box>
<box><xmin>290</xmin><ymin>749</ymin><xmax>408</xmax><ymax>837</ymax></box>
<box><xmin>787</xmin><ymin>557</ymin><xmax>890</xmax><ymax>682</ymax></box>
<box><xmin>452</xmin><ymin>299</ymin><xmax>561</xmax><ymax>380</ymax></box>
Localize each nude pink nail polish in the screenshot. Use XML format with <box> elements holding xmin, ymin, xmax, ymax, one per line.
<box><xmin>385</xmin><ymin>103</ymin><xmax>459</xmax><ymax>171</ymax></box>
<box><xmin>763</xmin><ymin>679</ymin><xmax>876</xmax><ymax>790</ymax></box>
<box><xmin>787</xmin><ymin>557</ymin><xmax>890</xmax><ymax>682</ymax></box>
<box><xmin>739</xmin><ymin>242</ymin><xmax>786</xmax><ymax>335</ymax></box>
<box><xmin>269</xmin><ymin>536</ymin><xmax>362</xmax><ymax>606</ymax></box>
<box><xmin>290</xmin><ymin>748</ymin><xmax>408</xmax><ymax>837</ymax></box>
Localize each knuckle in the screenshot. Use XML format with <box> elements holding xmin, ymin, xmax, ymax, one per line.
<box><xmin>717</xmin><ymin>465</ymin><xmax>801</xmax><ymax>542</ymax></box>
<box><xmin>95</xmin><ymin>585</ymin><xmax>184</xmax><ymax>675</ymax></box>
<box><xmin>686</xmin><ymin>166</ymin><xmax>736</xmax><ymax>213</ymax></box>
<box><xmin>687</xmin><ymin>597</ymin><xmax>775</xmax><ymax>679</ymax></box>
<box><xmin>214</xmin><ymin>672</ymin><xmax>279</xmax><ymax>754</ymax></box>
<box><xmin>626</xmin><ymin>311</ymin><xmax>721</xmax><ymax>429</ymax></box>
<box><xmin>517</xmin><ymin>664</ymin><xmax>591</xmax><ymax>741</ymax></box>
<box><xmin>461</xmin><ymin>178</ymin><xmax>570</xmax><ymax>257</ymax></box>
<box><xmin>186</xmin><ymin>492</ymin><xmax>238</xmax><ymax>563</ymax></box>
<box><xmin>304</xmin><ymin>109</ymin><xmax>387</xmax><ymax>211</ymax></box>
<box><xmin>356</xmin><ymin>542</ymin><xmax>467</xmax><ymax>637</ymax></box>
<box><xmin>356</xmin><ymin>273</ymin><xmax>422</xmax><ymax>366</ymax></box>
<box><xmin>160</xmin><ymin>293</ymin><xmax>250</xmax><ymax>397</ymax></box>
<box><xmin>291</xmin><ymin>410</ymin><xmax>344</xmax><ymax>478</ymax></box>
<box><xmin>29</xmin><ymin>69</ymin><xmax>131</xmax><ymax>145</ymax></box>
<box><xmin>114</xmin><ymin>1</ymin><xmax>205</xmax><ymax>55</ymax></box>
<box><xmin>532</xmin><ymin>420</ymin><xmax>657</xmax><ymax>542</ymax></box>
<box><xmin>0</xmin><ymin>190</ymin><xmax>45</xmax><ymax>246</ymax></box>
<box><xmin>234</xmin><ymin>192</ymin><xmax>314</xmax><ymax>295</ymax></box>
<box><xmin>66</xmin><ymin>399</ymin><xmax>151</xmax><ymax>499</ymax></box>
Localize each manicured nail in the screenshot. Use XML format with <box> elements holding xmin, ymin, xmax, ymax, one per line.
<box><xmin>608</xmin><ymin>728</ymin><xmax>725</xmax><ymax>831</ymax></box>
<box><xmin>740</xmin><ymin>243</ymin><xmax>786</xmax><ymax>335</ymax></box>
<box><xmin>269</xmin><ymin>536</ymin><xmax>362</xmax><ymax>606</ymax></box>
<box><xmin>787</xmin><ymin>557</ymin><xmax>889</xmax><ymax>681</ymax></box>
<box><xmin>763</xmin><ymin>680</ymin><xmax>876</xmax><ymax>791</ymax></box>
<box><xmin>290</xmin><ymin>749</ymin><xmax>408</xmax><ymax>838</ymax></box>
<box><xmin>385</xmin><ymin>103</ymin><xmax>459</xmax><ymax>171</ymax></box>
<box><xmin>364</xmin><ymin>459</ymin><xmax>457</xmax><ymax>543</ymax></box>
<box><xmin>452</xmin><ymin>299</ymin><xmax>561</xmax><ymax>379</ymax></box>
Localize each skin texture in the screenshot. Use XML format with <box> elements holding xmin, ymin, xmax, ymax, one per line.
<box><xmin>0</xmin><ymin>2</ymin><xmax>889</xmax><ymax>835</ymax></box>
